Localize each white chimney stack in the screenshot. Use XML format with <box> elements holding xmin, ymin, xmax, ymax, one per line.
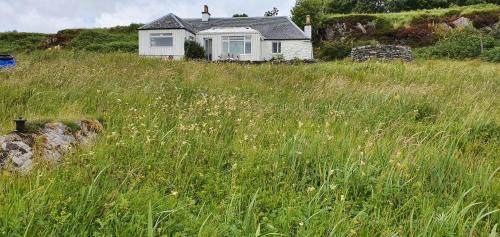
<box><xmin>202</xmin><ymin>5</ymin><xmax>210</xmax><ymax>22</ymax></box>
<box><xmin>304</xmin><ymin>15</ymin><xmax>312</xmax><ymax>39</ymax></box>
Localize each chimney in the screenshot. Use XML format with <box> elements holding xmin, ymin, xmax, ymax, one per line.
<box><xmin>202</xmin><ymin>5</ymin><xmax>210</xmax><ymax>22</ymax></box>
<box><xmin>304</xmin><ymin>15</ymin><xmax>312</xmax><ymax>39</ymax></box>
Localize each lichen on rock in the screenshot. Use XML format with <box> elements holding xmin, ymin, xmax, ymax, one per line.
<box><xmin>0</xmin><ymin>119</ymin><xmax>103</xmax><ymax>173</ymax></box>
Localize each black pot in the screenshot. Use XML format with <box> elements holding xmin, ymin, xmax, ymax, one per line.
<box><xmin>14</xmin><ymin>117</ymin><xmax>27</xmax><ymax>132</ymax></box>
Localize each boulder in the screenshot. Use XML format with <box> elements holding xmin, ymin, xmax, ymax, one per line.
<box><xmin>0</xmin><ymin>119</ymin><xmax>103</xmax><ymax>173</ymax></box>
<box><xmin>451</xmin><ymin>17</ymin><xmax>472</xmax><ymax>29</ymax></box>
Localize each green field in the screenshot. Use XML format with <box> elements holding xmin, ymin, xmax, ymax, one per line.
<box><xmin>0</xmin><ymin>52</ymin><xmax>499</xmax><ymax>236</ymax></box>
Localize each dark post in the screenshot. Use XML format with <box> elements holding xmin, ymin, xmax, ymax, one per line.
<box><xmin>14</xmin><ymin>117</ymin><xmax>27</xmax><ymax>132</ymax></box>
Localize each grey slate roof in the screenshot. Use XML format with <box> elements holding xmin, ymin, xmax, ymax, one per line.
<box><xmin>139</xmin><ymin>14</ymin><xmax>309</xmax><ymax>40</ymax></box>
<box><xmin>138</xmin><ymin>13</ymin><xmax>197</xmax><ymax>34</ymax></box>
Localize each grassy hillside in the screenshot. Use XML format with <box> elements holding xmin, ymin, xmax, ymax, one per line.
<box><xmin>0</xmin><ymin>24</ymin><xmax>140</xmax><ymax>54</ymax></box>
<box><xmin>323</xmin><ymin>4</ymin><xmax>500</xmax><ymax>29</ymax></box>
<box><xmin>0</xmin><ymin>52</ymin><xmax>499</xmax><ymax>236</ymax></box>
<box><xmin>0</xmin><ymin>32</ymin><xmax>48</xmax><ymax>54</ymax></box>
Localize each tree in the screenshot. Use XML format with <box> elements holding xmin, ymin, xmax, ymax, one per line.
<box><xmin>353</xmin><ymin>0</ymin><xmax>386</xmax><ymax>13</ymax></box>
<box><xmin>291</xmin><ymin>0</ymin><xmax>324</xmax><ymax>29</ymax></box>
<box><xmin>326</xmin><ymin>0</ymin><xmax>356</xmax><ymax>14</ymax></box>
<box><xmin>233</xmin><ymin>13</ymin><xmax>248</xmax><ymax>17</ymax></box>
<box><xmin>265</xmin><ymin>7</ymin><xmax>279</xmax><ymax>17</ymax></box>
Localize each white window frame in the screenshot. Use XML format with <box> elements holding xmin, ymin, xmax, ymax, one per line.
<box><xmin>150</xmin><ymin>33</ymin><xmax>173</xmax><ymax>47</ymax></box>
<box><xmin>272</xmin><ymin>41</ymin><xmax>282</xmax><ymax>54</ymax></box>
<box><xmin>222</xmin><ymin>36</ymin><xmax>252</xmax><ymax>55</ymax></box>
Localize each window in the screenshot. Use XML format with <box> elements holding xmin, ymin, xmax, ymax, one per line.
<box><xmin>150</xmin><ymin>33</ymin><xmax>173</xmax><ymax>47</ymax></box>
<box><xmin>272</xmin><ymin>42</ymin><xmax>281</xmax><ymax>54</ymax></box>
<box><xmin>222</xmin><ymin>36</ymin><xmax>252</xmax><ymax>55</ymax></box>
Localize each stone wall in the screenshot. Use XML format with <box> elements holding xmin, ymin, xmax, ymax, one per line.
<box><xmin>0</xmin><ymin>119</ymin><xmax>103</xmax><ymax>173</ymax></box>
<box><xmin>351</xmin><ymin>45</ymin><xmax>413</xmax><ymax>62</ymax></box>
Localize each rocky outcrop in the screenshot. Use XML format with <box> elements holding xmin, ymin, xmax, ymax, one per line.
<box><xmin>351</xmin><ymin>45</ymin><xmax>413</xmax><ymax>62</ymax></box>
<box><xmin>451</xmin><ymin>17</ymin><xmax>473</xmax><ymax>29</ymax></box>
<box><xmin>0</xmin><ymin>119</ymin><xmax>103</xmax><ymax>173</ymax></box>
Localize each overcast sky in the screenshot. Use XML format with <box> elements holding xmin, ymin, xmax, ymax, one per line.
<box><xmin>1</xmin><ymin>0</ymin><xmax>297</xmax><ymax>33</ymax></box>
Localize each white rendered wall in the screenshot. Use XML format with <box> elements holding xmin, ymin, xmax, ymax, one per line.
<box><xmin>261</xmin><ymin>40</ymin><xmax>313</xmax><ymax>61</ymax></box>
<box><xmin>139</xmin><ymin>29</ymin><xmax>194</xmax><ymax>58</ymax></box>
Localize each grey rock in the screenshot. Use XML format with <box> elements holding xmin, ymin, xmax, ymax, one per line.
<box><xmin>0</xmin><ymin>119</ymin><xmax>102</xmax><ymax>173</ymax></box>
<box><xmin>351</xmin><ymin>45</ymin><xmax>413</xmax><ymax>62</ymax></box>
<box><xmin>41</xmin><ymin>123</ymin><xmax>77</xmax><ymax>161</ymax></box>
<box><xmin>356</xmin><ymin>22</ymin><xmax>367</xmax><ymax>34</ymax></box>
<box><xmin>452</xmin><ymin>17</ymin><xmax>472</xmax><ymax>29</ymax></box>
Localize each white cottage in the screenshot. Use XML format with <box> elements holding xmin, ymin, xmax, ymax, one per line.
<box><xmin>138</xmin><ymin>5</ymin><xmax>313</xmax><ymax>61</ymax></box>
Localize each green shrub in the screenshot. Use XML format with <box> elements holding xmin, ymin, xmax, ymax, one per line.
<box><xmin>108</xmin><ymin>24</ymin><xmax>144</xmax><ymax>34</ymax></box>
<box><xmin>374</xmin><ymin>17</ymin><xmax>394</xmax><ymax>35</ymax></box>
<box><xmin>318</xmin><ymin>40</ymin><xmax>354</xmax><ymax>60</ymax></box>
<box><xmin>480</xmin><ymin>47</ymin><xmax>500</xmax><ymax>62</ymax></box>
<box><xmin>84</xmin><ymin>42</ymin><xmax>138</xmax><ymax>53</ymax></box>
<box><xmin>271</xmin><ymin>54</ymin><xmax>285</xmax><ymax>61</ymax></box>
<box><xmin>69</xmin><ymin>30</ymin><xmax>120</xmax><ymax>49</ymax></box>
<box><xmin>0</xmin><ymin>32</ymin><xmax>48</xmax><ymax>53</ymax></box>
<box><xmin>410</xmin><ymin>14</ymin><xmax>445</xmax><ymax>26</ymax></box>
<box><xmin>317</xmin><ymin>39</ymin><xmax>380</xmax><ymax>61</ymax></box>
<box><xmin>463</xmin><ymin>9</ymin><xmax>500</xmax><ymax>28</ymax></box>
<box><xmin>184</xmin><ymin>40</ymin><xmax>205</xmax><ymax>60</ymax></box>
<box><xmin>423</xmin><ymin>30</ymin><xmax>495</xmax><ymax>59</ymax></box>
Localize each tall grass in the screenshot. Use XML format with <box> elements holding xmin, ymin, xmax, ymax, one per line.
<box><xmin>0</xmin><ymin>51</ymin><xmax>498</xmax><ymax>236</ymax></box>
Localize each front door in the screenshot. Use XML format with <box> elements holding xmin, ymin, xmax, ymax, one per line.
<box><xmin>204</xmin><ymin>38</ymin><xmax>213</xmax><ymax>61</ymax></box>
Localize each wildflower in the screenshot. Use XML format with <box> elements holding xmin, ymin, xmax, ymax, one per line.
<box><xmin>298</xmin><ymin>121</ymin><xmax>303</xmax><ymax>128</ymax></box>
<box><xmin>307</xmin><ymin>187</ymin><xmax>316</xmax><ymax>193</ymax></box>
<box><xmin>171</xmin><ymin>191</ymin><xmax>178</xmax><ymax>196</ymax></box>
<box><xmin>340</xmin><ymin>195</ymin><xmax>346</xmax><ymax>201</ymax></box>
<box><xmin>299</xmin><ymin>222</ymin><xmax>304</xmax><ymax>226</ymax></box>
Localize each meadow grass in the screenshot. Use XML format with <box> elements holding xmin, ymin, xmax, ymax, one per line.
<box><xmin>0</xmin><ymin>51</ymin><xmax>499</xmax><ymax>236</ymax></box>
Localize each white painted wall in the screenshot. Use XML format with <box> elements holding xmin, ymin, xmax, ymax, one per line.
<box><xmin>139</xmin><ymin>29</ymin><xmax>194</xmax><ymax>58</ymax></box>
<box><xmin>139</xmin><ymin>29</ymin><xmax>313</xmax><ymax>61</ymax></box>
<box><xmin>261</xmin><ymin>40</ymin><xmax>313</xmax><ymax>61</ymax></box>
<box><xmin>195</xmin><ymin>32</ymin><xmax>262</xmax><ymax>61</ymax></box>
